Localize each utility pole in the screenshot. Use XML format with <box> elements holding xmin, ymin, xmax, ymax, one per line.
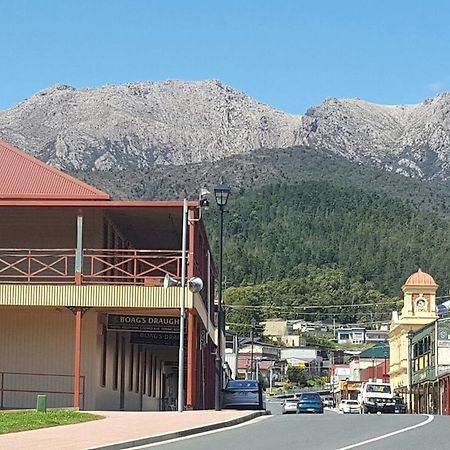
<box><xmin>250</xmin><ymin>318</ymin><xmax>256</xmax><ymax>379</ymax></box>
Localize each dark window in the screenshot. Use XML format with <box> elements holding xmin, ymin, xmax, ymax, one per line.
<box><xmin>226</xmin><ymin>380</ymin><xmax>259</xmax><ymax>389</ymax></box>
<box><xmin>113</xmin><ymin>332</ymin><xmax>119</xmax><ymax>390</ymax></box>
<box><xmin>100</xmin><ymin>325</ymin><xmax>107</xmax><ymax>387</ymax></box>
<box><xmin>129</xmin><ymin>344</ymin><xmax>134</xmax><ymax>391</ymax></box>
<box><xmin>300</xmin><ymin>393</ymin><xmax>321</xmax><ymax>400</ymax></box>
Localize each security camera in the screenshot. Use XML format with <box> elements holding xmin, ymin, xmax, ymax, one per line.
<box><xmin>199</xmin><ymin>188</ymin><xmax>211</xmax><ymax>199</ymax></box>
<box><xmin>199</xmin><ymin>188</ymin><xmax>211</xmax><ymax>210</ymax></box>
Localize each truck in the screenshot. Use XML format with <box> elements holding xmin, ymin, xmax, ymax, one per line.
<box><xmin>358</xmin><ymin>381</ymin><xmax>395</xmax><ymax>414</ymax></box>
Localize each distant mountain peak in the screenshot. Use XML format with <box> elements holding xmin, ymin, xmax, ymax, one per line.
<box><xmin>1</xmin><ymin>81</ymin><xmax>450</xmax><ymax>181</ymax></box>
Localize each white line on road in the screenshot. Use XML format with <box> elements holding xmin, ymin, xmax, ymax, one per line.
<box><xmin>131</xmin><ymin>415</ymin><xmax>272</xmax><ymax>448</ymax></box>
<box><xmin>335</xmin><ymin>414</ymin><xmax>434</xmax><ymax>450</ymax></box>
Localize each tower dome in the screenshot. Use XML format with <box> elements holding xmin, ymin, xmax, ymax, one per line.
<box><xmin>403</xmin><ymin>268</ymin><xmax>437</xmax><ymax>288</ymax></box>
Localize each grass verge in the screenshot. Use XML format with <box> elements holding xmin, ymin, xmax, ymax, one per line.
<box><xmin>0</xmin><ymin>410</ymin><xmax>103</xmax><ymax>434</ymax></box>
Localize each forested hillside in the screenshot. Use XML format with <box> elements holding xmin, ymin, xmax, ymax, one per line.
<box><xmin>223</xmin><ymin>265</ymin><xmax>402</xmax><ymax>335</ymax></box>
<box><xmin>207</xmin><ymin>181</ymin><xmax>450</xmax><ymax>301</ymax></box>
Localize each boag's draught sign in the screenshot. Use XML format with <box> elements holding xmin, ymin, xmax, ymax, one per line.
<box><xmin>107</xmin><ymin>314</ymin><xmax>180</xmax><ymax>333</ymax></box>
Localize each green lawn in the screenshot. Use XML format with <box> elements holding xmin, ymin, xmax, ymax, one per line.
<box><xmin>0</xmin><ymin>410</ymin><xmax>103</xmax><ymax>434</ymax></box>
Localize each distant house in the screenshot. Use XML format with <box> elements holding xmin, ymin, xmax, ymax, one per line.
<box><xmin>348</xmin><ymin>343</ymin><xmax>390</xmax><ymax>382</ymax></box>
<box><xmin>365</xmin><ymin>329</ymin><xmax>389</xmax><ymax>343</ymax></box>
<box><xmin>262</xmin><ymin>319</ymin><xmax>288</xmax><ymax>341</ymax></box>
<box><xmin>337</xmin><ymin>326</ymin><xmax>366</xmax><ymax>344</ymax></box>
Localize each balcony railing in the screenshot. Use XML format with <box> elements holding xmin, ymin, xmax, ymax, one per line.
<box><xmin>0</xmin><ymin>249</ymin><xmax>182</xmax><ymax>285</ymax></box>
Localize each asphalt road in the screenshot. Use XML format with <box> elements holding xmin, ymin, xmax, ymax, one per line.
<box><xmin>138</xmin><ymin>399</ymin><xmax>450</xmax><ymax>450</ymax></box>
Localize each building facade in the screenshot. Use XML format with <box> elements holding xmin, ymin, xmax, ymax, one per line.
<box><xmin>389</xmin><ymin>268</ymin><xmax>439</xmax><ymax>410</ymax></box>
<box><xmin>0</xmin><ymin>139</ymin><xmax>218</xmax><ymax>411</ymax></box>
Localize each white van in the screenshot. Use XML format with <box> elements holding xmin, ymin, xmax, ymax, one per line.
<box><xmin>358</xmin><ymin>382</ymin><xmax>395</xmax><ymax>414</ymax></box>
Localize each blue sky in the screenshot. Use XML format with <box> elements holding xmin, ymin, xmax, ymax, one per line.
<box><xmin>1</xmin><ymin>0</ymin><xmax>449</xmax><ymax>114</ymax></box>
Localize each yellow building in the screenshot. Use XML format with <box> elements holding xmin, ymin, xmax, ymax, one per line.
<box><xmin>390</xmin><ymin>269</ymin><xmax>438</xmax><ymax>401</ymax></box>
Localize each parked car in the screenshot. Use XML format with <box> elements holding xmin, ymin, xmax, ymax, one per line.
<box><xmin>339</xmin><ymin>399</ymin><xmax>360</xmax><ymax>414</ymax></box>
<box><xmin>321</xmin><ymin>395</ymin><xmax>334</xmax><ymax>407</ymax></box>
<box><xmin>296</xmin><ymin>392</ymin><xmax>324</xmax><ymax>414</ymax></box>
<box><xmin>222</xmin><ymin>380</ymin><xmax>266</xmax><ymax>410</ymax></box>
<box><xmin>393</xmin><ymin>397</ymin><xmax>407</xmax><ymax>414</ymax></box>
<box><xmin>281</xmin><ymin>397</ymin><xmax>299</xmax><ymax>414</ymax></box>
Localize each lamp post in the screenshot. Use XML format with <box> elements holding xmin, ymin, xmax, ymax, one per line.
<box><xmin>384</xmin><ymin>350</ymin><xmax>388</xmax><ymax>383</ymax></box>
<box><xmin>407</xmin><ymin>330</ymin><xmax>415</xmax><ymax>414</ymax></box>
<box><xmin>164</xmin><ymin>197</ymin><xmax>206</xmax><ymax>412</ymax></box>
<box><xmin>177</xmin><ymin>199</ymin><xmax>188</xmax><ymax>412</ymax></box>
<box><xmin>214</xmin><ymin>183</ymin><xmax>230</xmax><ymax>411</ymax></box>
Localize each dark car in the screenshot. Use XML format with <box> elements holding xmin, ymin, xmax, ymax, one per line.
<box><xmin>394</xmin><ymin>397</ymin><xmax>407</xmax><ymax>414</ymax></box>
<box><xmin>296</xmin><ymin>392</ymin><xmax>324</xmax><ymax>414</ymax></box>
<box><xmin>222</xmin><ymin>380</ymin><xmax>266</xmax><ymax>410</ymax></box>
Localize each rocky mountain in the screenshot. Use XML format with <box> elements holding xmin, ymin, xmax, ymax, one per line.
<box><xmin>0</xmin><ymin>80</ymin><xmax>300</xmax><ymax>171</ymax></box>
<box><xmin>298</xmin><ymin>95</ymin><xmax>450</xmax><ymax>180</ymax></box>
<box><xmin>2</xmin><ymin>80</ymin><xmax>450</xmax><ymax>181</ymax></box>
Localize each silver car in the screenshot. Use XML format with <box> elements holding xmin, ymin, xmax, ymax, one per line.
<box><xmin>281</xmin><ymin>398</ymin><xmax>299</xmax><ymax>414</ymax></box>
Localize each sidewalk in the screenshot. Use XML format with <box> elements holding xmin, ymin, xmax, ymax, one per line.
<box><xmin>0</xmin><ymin>410</ymin><xmax>267</xmax><ymax>450</ymax></box>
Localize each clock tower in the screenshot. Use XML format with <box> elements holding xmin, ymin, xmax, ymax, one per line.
<box><xmin>389</xmin><ymin>268</ymin><xmax>438</xmax><ymax>395</ymax></box>
<box><xmin>400</xmin><ymin>268</ymin><xmax>438</xmax><ymax>320</ymax></box>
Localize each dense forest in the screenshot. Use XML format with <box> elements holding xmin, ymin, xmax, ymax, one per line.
<box><xmin>204</xmin><ymin>181</ymin><xmax>450</xmax><ymax>332</ymax></box>
<box><xmin>209</xmin><ymin>181</ymin><xmax>450</xmax><ymax>296</ymax></box>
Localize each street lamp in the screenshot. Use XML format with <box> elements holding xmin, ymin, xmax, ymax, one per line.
<box><xmin>407</xmin><ymin>330</ymin><xmax>415</xmax><ymax>414</ymax></box>
<box><xmin>214</xmin><ymin>183</ymin><xmax>230</xmax><ymax>411</ymax></box>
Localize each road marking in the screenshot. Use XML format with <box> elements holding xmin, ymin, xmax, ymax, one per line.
<box><xmin>130</xmin><ymin>415</ymin><xmax>272</xmax><ymax>448</ymax></box>
<box><xmin>336</xmin><ymin>414</ymin><xmax>434</xmax><ymax>450</ymax></box>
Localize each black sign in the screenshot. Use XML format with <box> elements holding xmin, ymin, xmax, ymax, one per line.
<box><xmin>130</xmin><ymin>332</ymin><xmax>184</xmax><ymax>347</ymax></box>
<box><xmin>107</xmin><ymin>314</ymin><xmax>180</xmax><ymax>332</ymax></box>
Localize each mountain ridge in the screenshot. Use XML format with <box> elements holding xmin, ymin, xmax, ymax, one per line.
<box><xmin>2</xmin><ymin>80</ymin><xmax>450</xmax><ymax>180</ymax></box>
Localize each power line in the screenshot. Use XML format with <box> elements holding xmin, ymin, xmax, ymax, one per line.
<box><xmin>224</xmin><ymin>300</ymin><xmax>401</xmax><ymax>311</ymax></box>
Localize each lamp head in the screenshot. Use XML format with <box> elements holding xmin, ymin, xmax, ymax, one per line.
<box><xmin>214</xmin><ymin>184</ymin><xmax>231</xmax><ymax>207</ymax></box>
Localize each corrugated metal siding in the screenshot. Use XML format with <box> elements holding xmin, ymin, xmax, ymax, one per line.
<box><xmin>0</xmin><ymin>308</ymin><xmax>98</xmax><ymax>409</ymax></box>
<box><xmin>0</xmin><ymin>139</ymin><xmax>109</xmax><ymax>200</ymax></box>
<box><xmin>0</xmin><ymin>285</ymin><xmax>190</xmax><ymax>308</ymax></box>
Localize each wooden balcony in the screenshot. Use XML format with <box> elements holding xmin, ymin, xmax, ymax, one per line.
<box><xmin>0</xmin><ymin>248</ymin><xmax>182</xmax><ymax>285</ymax></box>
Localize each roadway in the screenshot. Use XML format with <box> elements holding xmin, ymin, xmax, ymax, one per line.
<box><xmin>135</xmin><ymin>399</ymin><xmax>450</xmax><ymax>449</ymax></box>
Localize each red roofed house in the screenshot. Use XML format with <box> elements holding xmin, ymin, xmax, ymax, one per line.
<box><xmin>0</xmin><ymin>139</ymin><xmax>217</xmax><ymax>411</ymax></box>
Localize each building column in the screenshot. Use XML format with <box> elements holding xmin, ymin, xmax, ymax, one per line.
<box><xmin>75</xmin><ymin>213</ymin><xmax>83</xmax><ymax>285</ymax></box>
<box><xmin>66</xmin><ymin>307</ymin><xmax>89</xmax><ymax>409</ymax></box>
<box><xmin>186</xmin><ymin>309</ymin><xmax>198</xmax><ymax>409</ymax></box>
<box><xmin>74</xmin><ymin>308</ymin><xmax>82</xmax><ymax>409</ymax></box>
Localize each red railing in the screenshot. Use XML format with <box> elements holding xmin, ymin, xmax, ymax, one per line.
<box><xmin>0</xmin><ymin>249</ymin><xmax>182</xmax><ymax>285</ymax></box>
<box><xmin>0</xmin><ymin>249</ymin><xmax>74</xmax><ymax>283</ymax></box>
<box><xmin>83</xmin><ymin>249</ymin><xmax>182</xmax><ymax>284</ymax></box>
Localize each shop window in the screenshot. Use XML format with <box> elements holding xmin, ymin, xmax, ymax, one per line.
<box><xmin>135</xmin><ymin>346</ymin><xmax>141</xmax><ymax>393</ymax></box>
<box><xmin>100</xmin><ymin>325</ymin><xmax>107</xmax><ymax>387</ymax></box>
<box><xmin>113</xmin><ymin>333</ymin><xmax>119</xmax><ymax>390</ymax></box>
<box><xmin>129</xmin><ymin>344</ymin><xmax>134</xmax><ymax>391</ymax></box>
<box><xmin>147</xmin><ymin>350</ymin><xmax>153</xmax><ymax>397</ymax></box>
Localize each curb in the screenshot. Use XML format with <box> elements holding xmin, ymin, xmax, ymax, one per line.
<box><xmin>88</xmin><ymin>410</ymin><xmax>269</xmax><ymax>450</ymax></box>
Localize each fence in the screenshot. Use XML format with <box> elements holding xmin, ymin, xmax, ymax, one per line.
<box><xmin>0</xmin><ymin>371</ymin><xmax>85</xmax><ymax>410</ymax></box>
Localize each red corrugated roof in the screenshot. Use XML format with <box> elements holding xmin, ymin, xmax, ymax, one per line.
<box><xmin>0</xmin><ymin>139</ymin><xmax>110</xmax><ymax>200</ymax></box>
